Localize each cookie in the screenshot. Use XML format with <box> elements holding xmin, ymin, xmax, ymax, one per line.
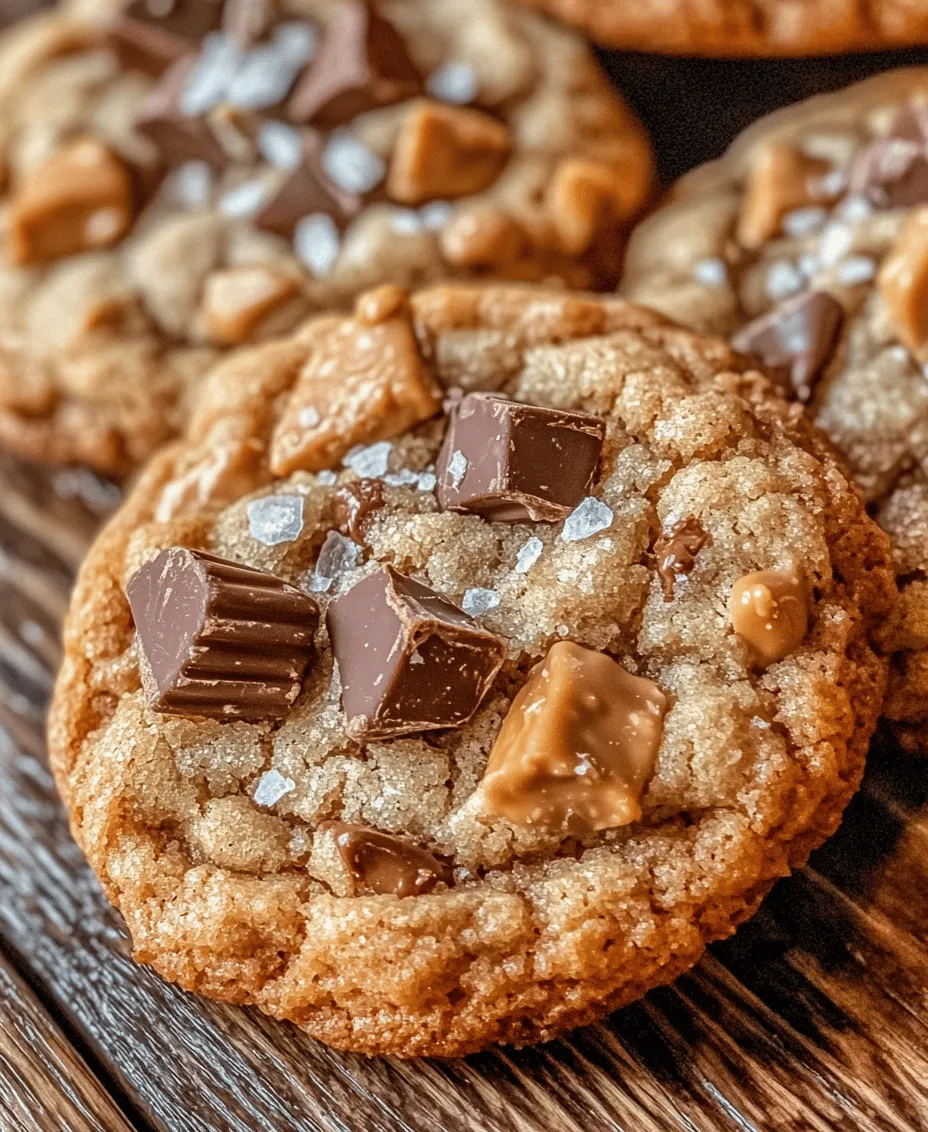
<box><xmin>48</xmin><ymin>282</ymin><xmax>894</xmax><ymax>1057</ymax></box>
<box><xmin>512</xmin><ymin>0</ymin><xmax>928</xmax><ymax>56</ymax></box>
<box><xmin>622</xmin><ymin>68</ymin><xmax>928</xmax><ymax>752</ymax></box>
<box><xmin>0</xmin><ymin>0</ymin><xmax>653</xmax><ymax>475</ymax></box>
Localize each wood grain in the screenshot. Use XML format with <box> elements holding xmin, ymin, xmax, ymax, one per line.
<box><xmin>0</xmin><ymin>950</ymin><xmax>133</xmax><ymax>1132</ymax></box>
<box><xmin>1</xmin><ymin>450</ymin><xmax>928</xmax><ymax>1132</ymax></box>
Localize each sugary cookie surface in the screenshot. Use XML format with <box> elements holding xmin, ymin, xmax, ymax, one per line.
<box><xmin>50</xmin><ymin>284</ymin><xmax>894</xmax><ymax>1057</ymax></box>
<box><xmin>622</xmin><ymin>68</ymin><xmax>928</xmax><ymax>753</ymax></box>
<box><xmin>0</xmin><ymin>0</ymin><xmax>652</xmax><ymax>473</ymax></box>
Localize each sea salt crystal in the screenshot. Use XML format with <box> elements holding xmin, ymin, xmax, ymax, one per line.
<box><xmin>835</xmin><ymin>194</ymin><xmax>872</xmax><ymax>223</ymax></box>
<box><xmin>174</xmin><ymin>160</ymin><xmax>213</xmax><ymax>208</ymax></box>
<box><xmin>383</xmin><ymin>469</ymin><xmax>420</xmax><ymax>486</ymax></box>
<box><xmin>247</xmin><ymin>494</ymin><xmax>304</xmax><ymax>545</ymax></box>
<box><xmin>462</xmin><ymin>587</ymin><xmax>500</xmax><ymax>616</ymax></box>
<box><xmin>420</xmin><ymin>201</ymin><xmax>454</xmax><ymax>230</ymax></box>
<box><xmin>219</xmin><ymin>179</ymin><xmax>267</xmax><ymax>217</ymax></box>
<box><xmin>180</xmin><ymin>32</ymin><xmax>243</xmax><ymax>115</ymax></box>
<box><xmin>294</xmin><ymin>213</ymin><xmax>340</xmax><ymax>277</ymax></box>
<box><xmin>273</xmin><ymin>21</ymin><xmax>317</xmax><ymax>64</ymax></box>
<box><xmin>316</xmin><ymin>470</ymin><xmax>338</xmax><ymax>486</ymax></box>
<box><xmin>797</xmin><ymin>252</ymin><xmax>819</xmax><ymax>279</ymax></box>
<box><xmin>426</xmin><ymin>61</ymin><xmax>479</xmax><ymax>104</ymax></box>
<box><xmin>307</xmin><ymin>531</ymin><xmax>361</xmax><ymax>592</ymax></box>
<box><xmin>816</xmin><ymin>168</ymin><xmax>848</xmax><ymax>198</ymax></box>
<box><xmin>258</xmin><ymin>121</ymin><xmax>304</xmax><ymax>169</ymax></box>
<box><xmin>765</xmin><ymin>261</ymin><xmax>804</xmax><ymax>301</ymax></box>
<box><xmin>561</xmin><ymin>497</ymin><xmax>613</xmax><ymax>542</ymax></box>
<box><xmin>298</xmin><ymin>406</ymin><xmax>321</xmax><ymax>428</ymax></box>
<box><xmin>253</xmin><ymin>769</ymin><xmax>296</xmax><ymax>807</ymax></box>
<box><xmin>322</xmin><ymin>133</ymin><xmax>385</xmax><ymax>194</ymax></box>
<box><xmin>691</xmin><ymin>257</ymin><xmax>727</xmax><ymax>287</ymax></box>
<box><xmin>836</xmin><ymin>255</ymin><xmax>876</xmax><ymax>285</ymax></box>
<box><xmin>514</xmin><ymin>536</ymin><xmax>543</xmax><ymax>574</ymax></box>
<box><xmin>344</xmin><ymin>440</ymin><xmax>391</xmax><ymax>478</ymax></box>
<box><xmin>818</xmin><ymin>222</ymin><xmax>853</xmax><ymax>266</ymax></box>
<box><xmin>447</xmin><ymin>449</ymin><xmax>467</xmax><ymax>487</ymax></box>
<box><xmin>390</xmin><ymin>208</ymin><xmax>424</xmax><ymax>234</ymax></box>
<box><xmin>417</xmin><ymin>471</ymin><xmax>437</xmax><ymax>492</ymax></box>
<box><xmin>781</xmin><ymin>206</ymin><xmax>827</xmax><ymax>237</ymax></box>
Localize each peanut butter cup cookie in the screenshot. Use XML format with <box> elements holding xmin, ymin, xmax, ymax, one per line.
<box><xmin>0</xmin><ymin>0</ymin><xmax>652</xmax><ymax>474</ymax></box>
<box><xmin>49</xmin><ymin>283</ymin><xmax>894</xmax><ymax>1056</ymax></box>
<box><xmin>622</xmin><ymin>69</ymin><xmax>928</xmax><ymax>751</ymax></box>
<box><xmin>513</xmin><ymin>0</ymin><xmax>928</xmax><ymax>56</ymax></box>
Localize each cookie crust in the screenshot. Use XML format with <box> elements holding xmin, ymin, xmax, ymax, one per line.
<box><xmin>622</xmin><ymin>68</ymin><xmax>928</xmax><ymax>751</ymax></box>
<box><xmin>49</xmin><ymin>284</ymin><xmax>894</xmax><ymax>1057</ymax></box>
<box><xmin>513</xmin><ymin>0</ymin><xmax>928</xmax><ymax>56</ymax></box>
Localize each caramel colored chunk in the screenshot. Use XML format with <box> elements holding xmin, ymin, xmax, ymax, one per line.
<box><xmin>729</xmin><ymin>568</ymin><xmax>808</xmax><ymax>667</ymax></box>
<box><xmin>7</xmin><ymin>138</ymin><xmax>134</xmax><ymax>265</ymax></box>
<box><xmin>270</xmin><ymin>302</ymin><xmax>440</xmax><ymax>475</ymax></box>
<box><xmin>879</xmin><ymin>207</ymin><xmax>928</xmax><ymax>352</ymax></box>
<box><xmin>387</xmin><ymin>101</ymin><xmax>510</xmax><ymax>206</ymax></box>
<box><xmin>480</xmin><ymin>641</ymin><xmax>667</xmax><ymax>834</ymax></box>
<box><xmin>654</xmin><ymin>517</ymin><xmax>709</xmax><ymax>601</ymax></box>
<box><xmin>354</xmin><ymin>283</ymin><xmax>408</xmax><ymax>326</ymax></box>
<box><xmin>546</xmin><ymin>157</ymin><xmax>627</xmax><ymax>256</ymax></box>
<box><xmin>321</xmin><ymin>821</ymin><xmax>451</xmax><ymax>898</ymax></box>
<box><xmin>737</xmin><ymin>142</ymin><xmax>832</xmax><ymax>249</ymax></box>
<box><xmin>200</xmin><ymin>266</ymin><xmax>301</xmax><ymax>345</ymax></box>
<box><xmin>440</xmin><ymin>204</ymin><xmax>525</xmax><ymax>269</ymax></box>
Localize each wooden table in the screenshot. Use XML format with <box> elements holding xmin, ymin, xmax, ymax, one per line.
<box><xmin>1</xmin><ymin>453</ymin><xmax>928</xmax><ymax>1132</ymax></box>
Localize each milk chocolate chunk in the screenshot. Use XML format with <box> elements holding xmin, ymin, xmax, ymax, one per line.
<box><xmin>326</xmin><ymin>565</ymin><xmax>506</xmax><ymax>739</ymax></box>
<box><xmin>849</xmin><ymin>107</ymin><xmax>928</xmax><ymax>208</ymax></box>
<box><xmin>111</xmin><ymin>0</ymin><xmax>223</xmax><ymax>76</ymax></box>
<box><xmin>334</xmin><ymin>478</ymin><xmax>385</xmax><ymax>541</ymax></box>
<box><xmin>322</xmin><ymin>821</ymin><xmax>452</xmax><ymax>897</ymax></box>
<box><xmin>480</xmin><ymin>641</ymin><xmax>667</xmax><ymax>834</ymax></box>
<box><xmin>435</xmin><ymin>392</ymin><xmax>605</xmax><ymax>522</ymax></box>
<box><xmin>127</xmin><ymin>547</ymin><xmax>319</xmax><ymax>720</ymax></box>
<box><xmin>135</xmin><ymin>55</ymin><xmax>228</xmax><ymax>167</ymax></box>
<box><xmin>728</xmin><ymin>568</ymin><xmax>808</xmax><ymax>668</ymax></box>
<box><xmin>255</xmin><ymin>131</ymin><xmax>361</xmax><ymax>237</ymax></box>
<box><xmin>287</xmin><ymin>0</ymin><xmax>420</xmax><ymax>128</ymax></box>
<box><xmin>731</xmin><ymin>291</ymin><xmax>844</xmax><ymax>403</ymax></box>
<box><xmin>654</xmin><ymin>517</ymin><xmax>709</xmax><ymax>601</ymax></box>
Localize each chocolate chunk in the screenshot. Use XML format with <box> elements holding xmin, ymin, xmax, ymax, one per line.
<box><xmin>334</xmin><ymin>478</ymin><xmax>385</xmax><ymax>541</ymax></box>
<box><xmin>287</xmin><ymin>0</ymin><xmax>420</xmax><ymax>128</ymax></box>
<box><xmin>111</xmin><ymin>0</ymin><xmax>223</xmax><ymax>76</ymax></box>
<box><xmin>255</xmin><ymin>130</ymin><xmax>361</xmax><ymax>237</ymax></box>
<box><xmin>135</xmin><ymin>55</ymin><xmax>228</xmax><ymax>167</ymax></box>
<box><xmin>480</xmin><ymin>641</ymin><xmax>667</xmax><ymax>834</ymax></box>
<box><xmin>729</xmin><ymin>568</ymin><xmax>808</xmax><ymax>668</ymax></box>
<box><xmin>222</xmin><ymin>0</ymin><xmax>277</xmax><ymax>48</ymax></box>
<box><xmin>849</xmin><ymin>107</ymin><xmax>928</xmax><ymax>208</ymax></box>
<box><xmin>321</xmin><ymin>821</ymin><xmax>452</xmax><ymax>897</ymax></box>
<box><xmin>731</xmin><ymin>290</ymin><xmax>844</xmax><ymax>403</ymax></box>
<box><xmin>326</xmin><ymin>565</ymin><xmax>506</xmax><ymax>739</ymax></box>
<box><xmin>654</xmin><ymin>517</ymin><xmax>710</xmax><ymax>602</ymax></box>
<box><xmin>126</xmin><ymin>547</ymin><xmax>319</xmax><ymax>720</ymax></box>
<box><xmin>435</xmin><ymin>392</ymin><xmax>605</xmax><ymax>522</ymax></box>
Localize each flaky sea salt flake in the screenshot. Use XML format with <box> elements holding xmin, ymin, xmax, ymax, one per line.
<box><xmin>426</xmin><ymin>61</ymin><xmax>479</xmax><ymax>104</ymax></box>
<box><xmin>561</xmin><ymin>497</ymin><xmax>613</xmax><ymax>542</ymax></box>
<box><xmin>691</xmin><ymin>257</ymin><xmax>727</xmax><ymax>287</ymax></box>
<box><xmin>294</xmin><ymin>213</ymin><xmax>340</xmax><ymax>277</ymax></box>
<box><xmin>462</xmin><ymin>587</ymin><xmax>500</xmax><ymax>616</ymax></box>
<box><xmin>322</xmin><ymin>133</ymin><xmax>385</xmax><ymax>194</ymax></box>
<box><xmin>258</xmin><ymin>121</ymin><xmax>304</xmax><ymax>168</ymax></box>
<box><xmin>253</xmin><ymin>769</ymin><xmax>296</xmax><ymax>807</ymax></box>
<box><xmin>307</xmin><ymin>531</ymin><xmax>361</xmax><ymax>592</ymax></box>
<box><xmin>247</xmin><ymin>494</ymin><xmax>304</xmax><ymax>545</ymax></box>
<box><xmin>344</xmin><ymin>440</ymin><xmax>391</xmax><ymax>477</ymax></box>
<box><xmin>448</xmin><ymin>449</ymin><xmax>467</xmax><ymax>487</ymax></box>
<box><xmin>514</xmin><ymin>537</ymin><xmax>543</xmax><ymax>574</ymax></box>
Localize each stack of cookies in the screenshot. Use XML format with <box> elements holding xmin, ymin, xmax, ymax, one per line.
<box><xmin>4</xmin><ymin>0</ymin><xmax>924</xmax><ymax>1059</ymax></box>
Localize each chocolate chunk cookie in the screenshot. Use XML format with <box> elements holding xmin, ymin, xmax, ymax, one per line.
<box><xmin>0</xmin><ymin>0</ymin><xmax>653</xmax><ymax>475</ymax></box>
<box><xmin>622</xmin><ymin>68</ymin><xmax>928</xmax><ymax>752</ymax></box>
<box><xmin>513</xmin><ymin>0</ymin><xmax>928</xmax><ymax>55</ymax></box>
<box><xmin>49</xmin><ymin>283</ymin><xmax>894</xmax><ymax>1056</ymax></box>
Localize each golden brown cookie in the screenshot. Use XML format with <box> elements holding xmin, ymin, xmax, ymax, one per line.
<box><xmin>0</xmin><ymin>0</ymin><xmax>653</xmax><ymax>475</ymax></box>
<box><xmin>622</xmin><ymin>68</ymin><xmax>928</xmax><ymax>752</ymax></box>
<box><xmin>512</xmin><ymin>0</ymin><xmax>928</xmax><ymax>56</ymax></box>
<box><xmin>49</xmin><ymin>283</ymin><xmax>894</xmax><ymax>1056</ymax></box>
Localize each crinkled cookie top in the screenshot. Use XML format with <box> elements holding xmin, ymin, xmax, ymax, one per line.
<box><xmin>0</xmin><ymin>0</ymin><xmax>651</xmax><ymax>474</ymax></box>
<box><xmin>50</xmin><ymin>283</ymin><xmax>894</xmax><ymax>1057</ymax></box>
<box><xmin>622</xmin><ymin>67</ymin><xmax>928</xmax><ymax>752</ymax></box>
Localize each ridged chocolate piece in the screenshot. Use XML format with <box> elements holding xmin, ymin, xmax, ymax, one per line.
<box><xmin>321</xmin><ymin>821</ymin><xmax>452</xmax><ymax>898</ymax></box>
<box><xmin>127</xmin><ymin>547</ymin><xmax>319</xmax><ymax>720</ymax></box>
<box><xmin>326</xmin><ymin>565</ymin><xmax>506</xmax><ymax>739</ymax></box>
<box><xmin>287</xmin><ymin>0</ymin><xmax>421</xmax><ymax>128</ymax></box>
<box><xmin>436</xmin><ymin>392</ymin><xmax>605</xmax><ymax>522</ymax></box>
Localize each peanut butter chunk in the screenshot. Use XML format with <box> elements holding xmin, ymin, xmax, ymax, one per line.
<box><xmin>737</xmin><ymin>142</ymin><xmax>832</xmax><ymax>249</ymax></box>
<box><xmin>480</xmin><ymin>641</ymin><xmax>667</xmax><ymax>834</ymax></box>
<box><xmin>7</xmin><ymin>138</ymin><xmax>134</xmax><ymax>265</ymax></box>
<box><xmin>546</xmin><ymin>157</ymin><xmax>627</xmax><ymax>256</ymax></box>
<box><xmin>269</xmin><ymin>297</ymin><xmax>440</xmax><ymax>475</ymax></box>
<box><xmin>879</xmin><ymin>207</ymin><xmax>928</xmax><ymax>352</ymax></box>
<box><xmin>387</xmin><ymin>101</ymin><xmax>510</xmax><ymax>206</ymax></box>
<box><xmin>200</xmin><ymin>266</ymin><xmax>301</xmax><ymax>345</ymax></box>
<box><xmin>728</xmin><ymin>568</ymin><xmax>808</xmax><ymax>667</ymax></box>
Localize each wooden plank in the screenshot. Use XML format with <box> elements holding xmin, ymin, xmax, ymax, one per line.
<box><xmin>0</xmin><ymin>950</ymin><xmax>134</xmax><ymax>1132</ymax></box>
<box><xmin>1</xmin><ymin>451</ymin><xmax>928</xmax><ymax>1132</ymax></box>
